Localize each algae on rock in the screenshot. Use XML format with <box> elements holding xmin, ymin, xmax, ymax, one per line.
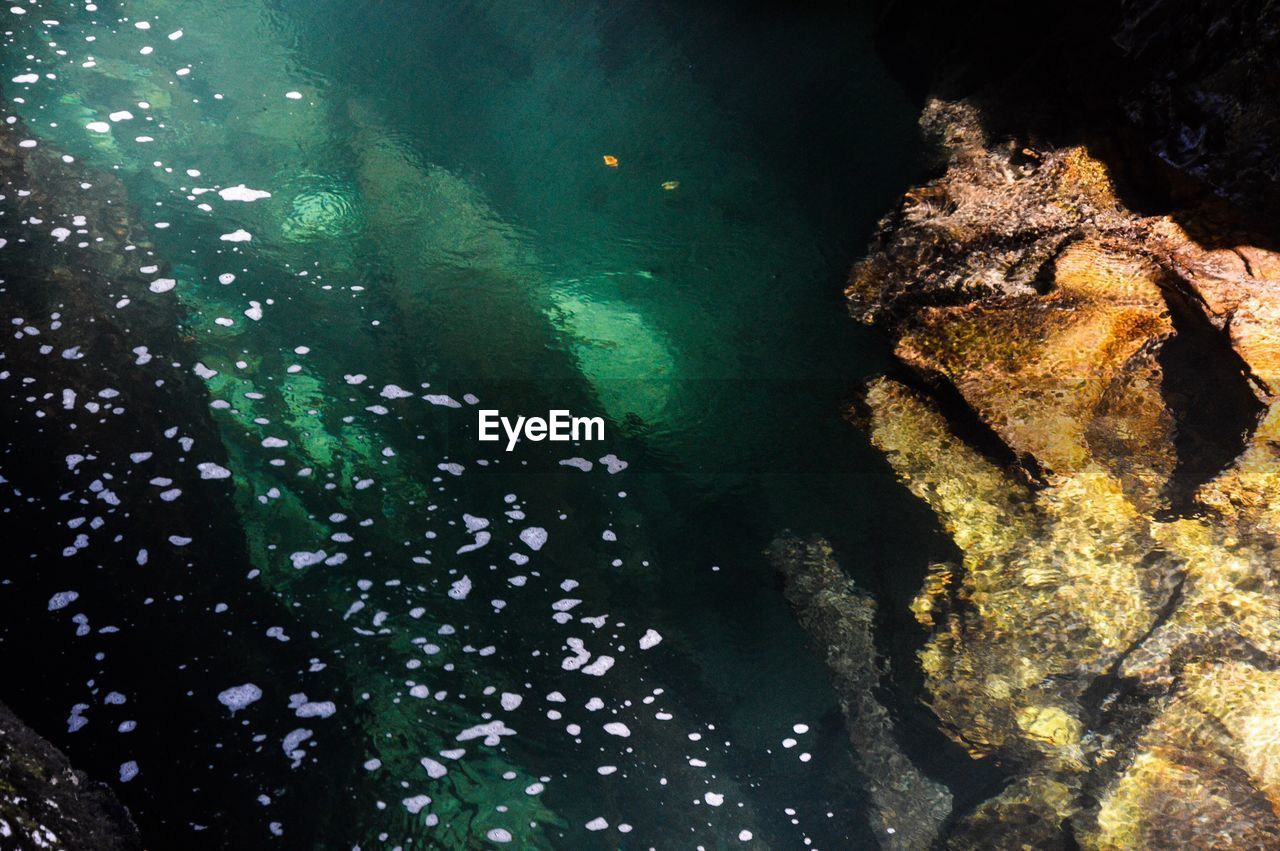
<box><xmin>838</xmin><ymin>93</ymin><xmax>1280</xmax><ymax>847</ymax></box>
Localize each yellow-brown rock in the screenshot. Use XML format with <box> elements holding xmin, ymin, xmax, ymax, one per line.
<box><xmin>847</xmin><ymin>97</ymin><xmax>1280</xmax><ymax>846</ymax></box>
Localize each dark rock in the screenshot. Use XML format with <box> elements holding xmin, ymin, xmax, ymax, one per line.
<box><xmin>0</xmin><ymin>699</ymin><xmax>140</xmax><ymax>850</ymax></box>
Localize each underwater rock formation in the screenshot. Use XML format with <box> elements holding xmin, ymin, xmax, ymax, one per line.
<box><xmin>0</xmin><ymin>699</ymin><xmax>140</xmax><ymax>850</ymax></box>
<box><xmin>826</xmin><ymin>1</ymin><xmax>1280</xmax><ymax>846</ymax></box>
<box><xmin>769</xmin><ymin>535</ymin><xmax>952</xmax><ymax>850</ymax></box>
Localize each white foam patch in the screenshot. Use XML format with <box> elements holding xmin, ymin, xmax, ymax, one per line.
<box><xmin>219</xmin><ymin>229</ymin><xmax>252</xmax><ymax>242</ymax></box>
<box><xmin>217</xmin><ymin>683</ymin><xmax>262</xmax><ymax>713</ymax></box>
<box><xmin>456</xmin><ymin>721</ymin><xmax>515</xmax><ymax>746</ymax></box>
<box><xmin>290</xmin><ymin>551</ymin><xmax>326</xmax><ymax>569</ymax></box>
<box><xmin>603</xmin><ymin>722</ymin><xmax>631</xmax><ymax>738</ymax></box>
<box><xmin>599</xmin><ymin>454</ymin><xmax>628</xmax><ymax>474</ymax></box>
<box><xmin>456</xmin><ymin>531</ymin><xmax>490</xmax><ymax>555</ymax></box>
<box><xmin>283</xmin><ymin>728</ymin><xmax>312</xmax><ymax>768</ymax></box>
<box><xmin>148</xmin><ymin>278</ymin><xmax>176</xmax><ymax>294</ymax></box>
<box><xmin>197</xmin><ymin>462</ymin><xmax>231</xmax><ymax>479</ymax></box>
<box><xmin>294</xmin><ymin>700</ymin><xmax>336</xmax><ymax>719</ymax></box>
<box><xmin>561</xmin><ymin>637</ymin><xmax>591</xmax><ymax>671</ymax></box>
<box><xmin>48</xmin><ymin>591</ymin><xmax>79</xmax><ymax>611</ymax></box>
<box><xmin>420</xmin><ymin>756</ymin><xmax>448</xmax><ymax>778</ymax></box>
<box><xmin>582</xmin><ymin>656</ymin><xmax>615</xmax><ymax>677</ymax></box>
<box><xmin>519</xmin><ymin>527</ymin><xmax>548</xmax><ymax>551</ymax></box>
<box><xmin>86</xmin><ymin>121</ymin><xmax>110</xmax><ymax>133</ymax></box>
<box><xmin>11</xmin><ymin>73</ymin><xmax>38</xmax><ymax>84</ymax></box>
<box><xmin>639</xmin><ymin>629</ymin><xmax>663</xmax><ymax>650</ymax></box>
<box><xmin>448</xmin><ymin>576</ymin><xmax>471</xmax><ymax>600</ymax></box>
<box><xmin>402</xmin><ymin>795</ymin><xmax>430</xmax><ymax>814</ymax></box>
<box><xmin>380</xmin><ymin>384</ymin><xmax>413</xmax><ymax>399</ymax></box>
<box><xmin>218</xmin><ymin>184</ymin><xmax>272</xmax><ymax>202</ymax></box>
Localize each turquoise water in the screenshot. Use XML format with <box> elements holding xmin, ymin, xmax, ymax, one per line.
<box><xmin>0</xmin><ymin>0</ymin><xmax>927</xmax><ymax>846</ymax></box>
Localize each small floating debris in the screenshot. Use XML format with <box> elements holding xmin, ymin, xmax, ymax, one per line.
<box><xmin>602</xmin><ymin>154</ymin><xmax>619</xmax><ymax>168</ymax></box>
<box><xmin>662</xmin><ymin>180</ymin><xmax>679</xmax><ymax>191</ymax></box>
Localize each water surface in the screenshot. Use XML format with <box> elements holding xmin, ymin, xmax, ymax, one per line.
<box><xmin>0</xmin><ymin>0</ymin><xmax>928</xmax><ymax>846</ymax></box>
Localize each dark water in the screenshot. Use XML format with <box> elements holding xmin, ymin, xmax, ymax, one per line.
<box><xmin>0</xmin><ymin>0</ymin><xmax>930</xmax><ymax>846</ymax></box>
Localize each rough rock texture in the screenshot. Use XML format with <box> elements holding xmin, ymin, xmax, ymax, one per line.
<box><xmin>0</xmin><ymin>700</ymin><xmax>141</xmax><ymax>849</ymax></box>
<box><xmin>768</xmin><ymin>535</ymin><xmax>952</xmax><ymax>850</ymax></box>
<box><xmin>807</xmin><ymin>1</ymin><xmax>1280</xmax><ymax>847</ymax></box>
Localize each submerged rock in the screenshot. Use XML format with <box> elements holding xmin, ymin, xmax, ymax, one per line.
<box><xmin>0</xmin><ymin>699</ymin><xmax>141</xmax><ymax>849</ymax></box>
<box><xmin>838</xmin><ymin>1</ymin><xmax>1280</xmax><ymax>846</ymax></box>
<box><xmin>768</xmin><ymin>535</ymin><xmax>952</xmax><ymax>850</ymax></box>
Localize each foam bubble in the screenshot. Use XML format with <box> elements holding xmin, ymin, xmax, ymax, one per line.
<box><xmin>217</xmin><ymin>683</ymin><xmax>262</xmax><ymax>713</ymax></box>
<box><xmin>519</xmin><ymin>527</ymin><xmax>548</xmax><ymax>551</ymax></box>
<box><xmin>48</xmin><ymin>591</ymin><xmax>79</xmax><ymax>611</ymax></box>
<box><xmin>218</xmin><ymin>185</ymin><xmax>271</xmax><ymax>202</ymax></box>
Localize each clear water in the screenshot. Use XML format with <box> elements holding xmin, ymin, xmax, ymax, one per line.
<box><xmin>0</xmin><ymin>0</ymin><xmax>928</xmax><ymax>846</ymax></box>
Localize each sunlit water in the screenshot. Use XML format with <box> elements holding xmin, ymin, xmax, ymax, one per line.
<box><xmin>0</xmin><ymin>0</ymin><xmax>927</xmax><ymax>846</ymax></box>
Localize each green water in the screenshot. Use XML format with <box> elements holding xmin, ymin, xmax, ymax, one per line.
<box><xmin>0</xmin><ymin>0</ymin><xmax>927</xmax><ymax>846</ymax></box>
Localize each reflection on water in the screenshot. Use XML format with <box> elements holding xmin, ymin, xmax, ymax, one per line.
<box><xmin>0</xmin><ymin>0</ymin><xmax>922</xmax><ymax>846</ymax></box>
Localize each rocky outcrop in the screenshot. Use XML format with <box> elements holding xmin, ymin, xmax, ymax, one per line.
<box><xmin>804</xmin><ymin>1</ymin><xmax>1280</xmax><ymax>847</ymax></box>
<box><xmin>0</xmin><ymin>700</ymin><xmax>140</xmax><ymax>849</ymax></box>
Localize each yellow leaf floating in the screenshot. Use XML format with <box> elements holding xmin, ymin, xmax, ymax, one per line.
<box><xmin>602</xmin><ymin>154</ymin><xmax>619</xmax><ymax>168</ymax></box>
<box><xmin>662</xmin><ymin>180</ymin><xmax>680</xmax><ymax>191</ymax></box>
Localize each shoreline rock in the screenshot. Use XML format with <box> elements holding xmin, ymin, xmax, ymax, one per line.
<box><xmin>819</xmin><ymin>1</ymin><xmax>1280</xmax><ymax>846</ymax></box>
<box><xmin>0</xmin><ymin>699</ymin><xmax>140</xmax><ymax>849</ymax></box>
